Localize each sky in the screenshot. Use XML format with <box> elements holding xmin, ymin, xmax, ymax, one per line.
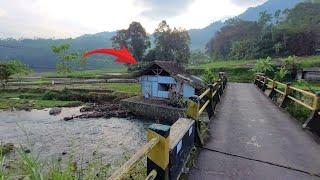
<box><xmin>0</xmin><ymin>0</ymin><xmax>267</xmax><ymax>39</ymax></box>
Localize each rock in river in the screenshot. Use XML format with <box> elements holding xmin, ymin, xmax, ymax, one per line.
<box><xmin>49</xmin><ymin>107</ymin><xmax>62</xmax><ymax>115</ymax></box>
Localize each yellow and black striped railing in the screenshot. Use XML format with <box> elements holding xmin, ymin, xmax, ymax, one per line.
<box><xmin>187</xmin><ymin>72</ymin><xmax>227</xmax><ymax>145</ymax></box>
<box><xmin>109</xmin><ymin>72</ymin><xmax>227</xmax><ymax>180</ymax></box>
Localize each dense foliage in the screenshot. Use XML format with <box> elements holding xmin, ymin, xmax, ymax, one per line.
<box><xmin>206</xmin><ymin>1</ymin><xmax>320</xmax><ymax>60</ymax></box>
<box><xmin>0</xmin><ymin>60</ymin><xmax>32</xmax><ymax>88</ymax></box>
<box><xmin>111</xmin><ymin>22</ymin><xmax>150</xmax><ymax>62</ymax></box>
<box><xmin>150</xmin><ymin>20</ymin><xmax>191</xmax><ymax>64</ymax></box>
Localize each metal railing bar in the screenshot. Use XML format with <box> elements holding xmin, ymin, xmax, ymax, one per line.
<box><xmin>289</xmin><ymin>86</ymin><xmax>316</xmax><ymax>98</ymax></box>
<box><xmin>198</xmin><ymin>100</ymin><xmax>210</xmax><ymax>115</ymax></box>
<box><xmin>108</xmin><ymin>137</ymin><xmax>160</xmax><ymax>180</ymax></box>
<box><xmin>274</xmin><ymin>88</ymin><xmax>285</xmax><ymax>95</ymax></box>
<box><xmin>145</xmin><ymin>169</ymin><xmax>157</xmax><ymax>180</ymax></box>
<box><xmin>199</xmin><ymin>88</ymin><xmax>210</xmax><ymax>99</ymax></box>
<box><xmin>287</xmin><ymin>95</ymin><xmax>314</xmax><ymax>110</ymax></box>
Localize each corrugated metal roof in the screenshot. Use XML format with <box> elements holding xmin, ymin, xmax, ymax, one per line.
<box><xmin>139</xmin><ymin>61</ymin><xmax>206</xmax><ymax>89</ymax></box>
<box><xmin>303</xmin><ymin>67</ymin><xmax>320</xmax><ymax>72</ymax></box>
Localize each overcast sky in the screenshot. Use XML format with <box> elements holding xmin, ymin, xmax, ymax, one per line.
<box><xmin>0</xmin><ymin>0</ymin><xmax>267</xmax><ymax>39</ymax></box>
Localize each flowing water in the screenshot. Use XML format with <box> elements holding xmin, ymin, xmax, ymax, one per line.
<box><xmin>0</xmin><ymin>107</ymin><xmax>150</xmax><ymax>167</ymax></box>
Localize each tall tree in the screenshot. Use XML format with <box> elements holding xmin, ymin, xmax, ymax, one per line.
<box><xmin>51</xmin><ymin>44</ymin><xmax>78</xmax><ymax>74</ymax></box>
<box><xmin>111</xmin><ymin>22</ymin><xmax>150</xmax><ymax>61</ymax></box>
<box><xmin>153</xmin><ymin>20</ymin><xmax>190</xmax><ymax>64</ymax></box>
<box><xmin>206</xmin><ymin>19</ymin><xmax>260</xmax><ymax>59</ymax></box>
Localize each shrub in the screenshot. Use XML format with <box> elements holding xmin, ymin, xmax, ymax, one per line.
<box><xmin>251</xmin><ymin>56</ymin><xmax>274</xmax><ymax>74</ymax></box>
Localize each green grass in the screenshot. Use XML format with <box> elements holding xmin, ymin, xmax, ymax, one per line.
<box><xmin>297</xmin><ymin>56</ymin><xmax>320</xmax><ymax>68</ymax></box>
<box><xmin>42</xmin><ymin>68</ymin><xmax>128</xmax><ymax>78</ymax></box>
<box><xmin>0</xmin><ymin>90</ymin><xmax>82</xmax><ymax>110</ymax></box>
<box><xmin>0</xmin><ymin>145</ymin><xmax>146</xmax><ymax>180</ymax></box>
<box><xmin>187</xmin><ymin>56</ymin><xmax>320</xmax><ymax>83</ymax></box>
<box><xmin>292</xmin><ymin>81</ymin><xmax>320</xmax><ymax>93</ymax></box>
<box><xmin>188</xmin><ymin>59</ymin><xmax>256</xmax><ymax>70</ymax></box>
<box><xmin>105</xmin><ymin>83</ymin><xmax>141</xmax><ymax>95</ymax></box>
<box><xmin>0</xmin><ymin>98</ymin><xmax>82</xmax><ymax>110</ymax></box>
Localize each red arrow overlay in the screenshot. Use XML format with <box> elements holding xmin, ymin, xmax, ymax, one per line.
<box><xmin>82</xmin><ymin>48</ymin><xmax>137</xmax><ymax>64</ymax></box>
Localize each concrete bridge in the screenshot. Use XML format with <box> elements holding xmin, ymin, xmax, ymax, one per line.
<box><xmin>189</xmin><ymin>83</ymin><xmax>320</xmax><ymax>179</ymax></box>
<box><xmin>109</xmin><ymin>74</ymin><xmax>320</xmax><ymax>180</ymax></box>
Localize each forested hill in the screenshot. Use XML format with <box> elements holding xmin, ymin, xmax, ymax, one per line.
<box><xmin>189</xmin><ymin>0</ymin><xmax>304</xmax><ymax>50</ymax></box>
<box><xmin>0</xmin><ymin>32</ymin><xmax>115</xmax><ymax>71</ymax></box>
<box><xmin>0</xmin><ymin>0</ymin><xmax>304</xmax><ymax>70</ymax></box>
<box><xmin>238</xmin><ymin>0</ymin><xmax>303</xmax><ymax>21</ymax></box>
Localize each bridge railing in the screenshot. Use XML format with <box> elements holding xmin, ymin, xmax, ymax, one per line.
<box><xmin>254</xmin><ymin>74</ymin><xmax>320</xmax><ymax>133</ymax></box>
<box><xmin>187</xmin><ymin>72</ymin><xmax>227</xmax><ymax>145</ymax></box>
<box><xmin>108</xmin><ymin>72</ymin><xmax>227</xmax><ymax>180</ymax></box>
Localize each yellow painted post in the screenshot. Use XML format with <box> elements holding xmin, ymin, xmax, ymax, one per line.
<box><xmin>147</xmin><ymin>124</ymin><xmax>170</xmax><ymax>180</ymax></box>
<box><xmin>187</xmin><ymin>96</ymin><xmax>200</xmax><ymax>120</ymax></box>
<box><xmin>271</xmin><ymin>79</ymin><xmax>276</xmax><ymax>89</ymax></box>
<box><xmin>312</xmin><ymin>94</ymin><xmax>320</xmax><ymax>111</ymax></box>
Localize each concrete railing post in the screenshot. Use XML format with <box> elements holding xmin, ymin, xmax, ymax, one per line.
<box><xmin>187</xmin><ymin>96</ymin><xmax>200</xmax><ymax>120</ymax></box>
<box><xmin>207</xmin><ymin>84</ymin><xmax>214</xmax><ymax>119</ymax></box>
<box><xmin>303</xmin><ymin>92</ymin><xmax>320</xmax><ymax>133</ymax></box>
<box><xmin>280</xmin><ymin>83</ymin><xmax>291</xmax><ymax>108</ymax></box>
<box><xmin>262</xmin><ymin>76</ymin><xmax>268</xmax><ymax>92</ymax></box>
<box><xmin>219</xmin><ymin>72</ymin><xmax>226</xmax><ymax>89</ymax></box>
<box><xmin>147</xmin><ymin>124</ymin><xmax>171</xmax><ymax>180</ymax></box>
<box><xmin>187</xmin><ymin>96</ymin><xmax>204</xmax><ymax>146</ymax></box>
<box><xmin>268</xmin><ymin>79</ymin><xmax>277</xmax><ymax>99</ymax></box>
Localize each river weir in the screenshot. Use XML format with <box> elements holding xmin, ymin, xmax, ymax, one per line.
<box><xmin>0</xmin><ymin>107</ymin><xmax>150</xmax><ymax>169</ymax></box>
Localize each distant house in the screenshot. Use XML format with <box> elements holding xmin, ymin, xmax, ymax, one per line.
<box><xmin>299</xmin><ymin>67</ymin><xmax>320</xmax><ymax>81</ymax></box>
<box><xmin>139</xmin><ymin>61</ymin><xmax>205</xmax><ymax>99</ymax></box>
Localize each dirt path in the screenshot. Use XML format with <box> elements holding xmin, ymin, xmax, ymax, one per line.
<box><xmin>189</xmin><ymin>83</ymin><xmax>320</xmax><ymax>180</ymax></box>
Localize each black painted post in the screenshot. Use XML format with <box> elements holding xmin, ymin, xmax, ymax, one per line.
<box><xmin>280</xmin><ymin>83</ymin><xmax>291</xmax><ymax>108</ymax></box>
<box><xmin>268</xmin><ymin>79</ymin><xmax>276</xmax><ymax>99</ymax></box>
<box><xmin>262</xmin><ymin>77</ymin><xmax>268</xmax><ymax>92</ymax></box>
<box><xmin>206</xmin><ymin>84</ymin><xmax>214</xmax><ymax>119</ymax></box>
<box><xmin>218</xmin><ymin>79</ymin><xmax>223</xmax><ymax>97</ymax></box>
<box><xmin>219</xmin><ymin>72</ymin><xmax>226</xmax><ymax>90</ymax></box>
<box><xmin>212</xmin><ymin>83</ymin><xmax>219</xmax><ymax>111</ymax></box>
<box><xmin>147</xmin><ymin>124</ymin><xmax>171</xmax><ymax>180</ymax></box>
<box><xmin>303</xmin><ymin>92</ymin><xmax>320</xmax><ymax>133</ymax></box>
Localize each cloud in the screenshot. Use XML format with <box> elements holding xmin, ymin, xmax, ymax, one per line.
<box><xmin>0</xmin><ymin>0</ymin><xmax>263</xmax><ymax>38</ymax></box>
<box><xmin>230</xmin><ymin>0</ymin><xmax>267</xmax><ymax>7</ymax></box>
<box><xmin>0</xmin><ymin>8</ymin><xmax>6</xmax><ymax>17</ymax></box>
<box><xmin>136</xmin><ymin>0</ymin><xmax>195</xmax><ymax>20</ymax></box>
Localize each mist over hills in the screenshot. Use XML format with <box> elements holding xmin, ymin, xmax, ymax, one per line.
<box><xmin>0</xmin><ymin>0</ymin><xmax>303</xmax><ymax>70</ymax></box>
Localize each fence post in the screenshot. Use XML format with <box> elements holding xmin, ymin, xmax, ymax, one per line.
<box><xmin>217</xmin><ymin>79</ymin><xmax>223</xmax><ymax>97</ymax></box>
<box><xmin>206</xmin><ymin>84</ymin><xmax>214</xmax><ymax>119</ymax></box>
<box><xmin>147</xmin><ymin>124</ymin><xmax>171</xmax><ymax>180</ymax></box>
<box><xmin>219</xmin><ymin>72</ymin><xmax>226</xmax><ymax>90</ymax></box>
<box><xmin>280</xmin><ymin>83</ymin><xmax>291</xmax><ymax>108</ymax></box>
<box><xmin>262</xmin><ymin>77</ymin><xmax>268</xmax><ymax>92</ymax></box>
<box><xmin>187</xmin><ymin>96</ymin><xmax>200</xmax><ymax>120</ymax></box>
<box><xmin>212</xmin><ymin>83</ymin><xmax>219</xmax><ymax>110</ymax></box>
<box><xmin>303</xmin><ymin>92</ymin><xmax>320</xmax><ymax>133</ymax></box>
<box><xmin>187</xmin><ymin>96</ymin><xmax>204</xmax><ymax>146</ymax></box>
<box><xmin>268</xmin><ymin>79</ymin><xmax>276</xmax><ymax>99</ymax></box>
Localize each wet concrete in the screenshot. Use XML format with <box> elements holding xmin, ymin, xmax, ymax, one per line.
<box><xmin>0</xmin><ymin>107</ymin><xmax>150</xmax><ymax>167</ymax></box>
<box><xmin>189</xmin><ymin>83</ymin><xmax>320</xmax><ymax>180</ymax></box>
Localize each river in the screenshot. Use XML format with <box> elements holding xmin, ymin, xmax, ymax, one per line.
<box><xmin>0</xmin><ymin>107</ymin><xmax>150</xmax><ymax>168</ymax></box>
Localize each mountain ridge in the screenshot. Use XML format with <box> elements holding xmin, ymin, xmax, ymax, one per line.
<box><xmin>0</xmin><ymin>0</ymin><xmax>304</xmax><ymax>70</ymax></box>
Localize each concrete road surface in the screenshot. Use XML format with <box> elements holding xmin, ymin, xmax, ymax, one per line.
<box><xmin>189</xmin><ymin>83</ymin><xmax>320</xmax><ymax>180</ymax></box>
